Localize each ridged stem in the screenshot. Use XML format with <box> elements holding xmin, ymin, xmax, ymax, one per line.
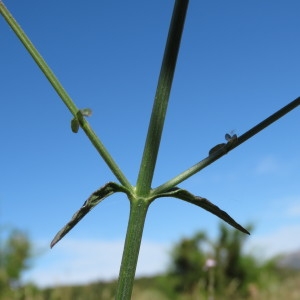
<box><xmin>115</xmin><ymin>198</ymin><xmax>149</xmax><ymax>300</ymax></box>
<box><xmin>136</xmin><ymin>0</ymin><xmax>189</xmax><ymax>196</ymax></box>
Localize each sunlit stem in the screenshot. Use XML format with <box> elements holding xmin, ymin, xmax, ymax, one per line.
<box><xmin>136</xmin><ymin>0</ymin><xmax>189</xmax><ymax>196</ymax></box>
<box><xmin>0</xmin><ymin>2</ymin><xmax>77</xmax><ymax>115</ymax></box>
<box><xmin>153</xmin><ymin>96</ymin><xmax>300</xmax><ymax>195</ymax></box>
<box><xmin>115</xmin><ymin>198</ymin><xmax>149</xmax><ymax>300</ymax></box>
<box><xmin>0</xmin><ymin>2</ymin><xmax>132</xmax><ymax>190</ymax></box>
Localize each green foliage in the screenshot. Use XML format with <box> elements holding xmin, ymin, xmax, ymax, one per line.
<box><xmin>170</xmin><ymin>232</ymin><xmax>208</xmax><ymax>293</ymax></box>
<box><xmin>0</xmin><ymin>229</ymin><xmax>32</xmax><ymax>298</ymax></box>
<box><xmin>168</xmin><ymin>223</ymin><xmax>281</xmax><ymax>298</ymax></box>
<box><xmin>3</xmin><ymin>270</ymin><xmax>300</xmax><ymax>300</ymax></box>
<box><xmin>213</xmin><ymin>223</ymin><xmax>254</xmax><ymax>293</ymax></box>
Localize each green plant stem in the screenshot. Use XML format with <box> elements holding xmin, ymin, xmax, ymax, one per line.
<box><xmin>153</xmin><ymin>96</ymin><xmax>300</xmax><ymax>195</ymax></box>
<box><xmin>115</xmin><ymin>197</ymin><xmax>149</xmax><ymax>300</ymax></box>
<box><xmin>232</xmin><ymin>96</ymin><xmax>300</xmax><ymax>147</ymax></box>
<box><xmin>0</xmin><ymin>2</ymin><xmax>77</xmax><ymax>116</ymax></box>
<box><xmin>0</xmin><ymin>2</ymin><xmax>132</xmax><ymax>190</ymax></box>
<box><xmin>136</xmin><ymin>0</ymin><xmax>189</xmax><ymax>196</ymax></box>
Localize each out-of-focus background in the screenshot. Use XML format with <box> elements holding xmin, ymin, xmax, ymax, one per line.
<box><xmin>1</xmin><ymin>1</ymin><xmax>300</xmax><ymax>298</ymax></box>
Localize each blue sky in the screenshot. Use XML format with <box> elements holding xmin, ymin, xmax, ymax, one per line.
<box><xmin>1</xmin><ymin>0</ymin><xmax>300</xmax><ymax>287</ymax></box>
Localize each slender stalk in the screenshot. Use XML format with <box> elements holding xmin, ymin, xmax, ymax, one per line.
<box><xmin>115</xmin><ymin>197</ymin><xmax>149</xmax><ymax>300</ymax></box>
<box><xmin>136</xmin><ymin>0</ymin><xmax>189</xmax><ymax>196</ymax></box>
<box><xmin>0</xmin><ymin>2</ymin><xmax>132</xmax><ymax>190</ymax></box>
<box><xmin>233</xmin><ymin>96</ymin><xmax>300</xmax><ymax>147</ymax></box>
<box><xmin>153</xmin><ymin>96</ymin><xmax>300</xmax><ymax>195</ymax></box>
<box><xmin>0</xmin><ymin>2</ymin><xmax>77</xmax><ymax>115</ymax></box>
<box><xmin>116</xmin><ymin>3</ymin><xmax>189</xmax><ymax>297</ymax></box>
<box><xmin>77</xmin><ymin>115</ymin><xmax>133</xmax><ymax>190</ymax></box>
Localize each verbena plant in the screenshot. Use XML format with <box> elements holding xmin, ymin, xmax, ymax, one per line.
<box><xmin>1</xmin><ymin>1</ymin><xmax>299</xmax><ymax>299</ymax></box>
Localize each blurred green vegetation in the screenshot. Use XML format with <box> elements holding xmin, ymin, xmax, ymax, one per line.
<box><xmin>1</xmin><ymin>271</ymin><xmax>299</xmax><ymax>300</ymax></box>
<box><xmin>1</xmin><ymin>224</ymin><xmax>300</xmax><ymax>299</ymax></box>
<box><xmin>0</xmin><ymin>228</ymin><xmax>32</xmax><ymax>299</ymax></box>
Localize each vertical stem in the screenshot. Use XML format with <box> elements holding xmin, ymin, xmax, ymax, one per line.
<box><xmin>115</xmin><ymin>198</ymin><xmax>149</xmax><ymax>300</ymax></box>
<box><xmin>116</xmin><ymin>2</ymin><xmax>189</xmax><ymax>298</ymax></box>
<box><xmin>136</xmin><ymin>0</ymin><xmax>189</xmax><ymax>196</ymax></box>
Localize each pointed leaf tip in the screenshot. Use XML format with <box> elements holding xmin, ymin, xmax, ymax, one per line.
<box><xmin>50</xmin><ymin>182</ymin><xmax>127</xmax><ymax>248</ymax></box>
<box><xmin>157</xmin><ymin>187</ymin><xmax>249</xmax><ymax>235</ymax></box>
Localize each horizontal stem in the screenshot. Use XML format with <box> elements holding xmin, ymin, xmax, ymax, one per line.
<box><xmin>153</xmin><ymin>96</ymin><xmax>300</xmax><ymax>195</ymax></box>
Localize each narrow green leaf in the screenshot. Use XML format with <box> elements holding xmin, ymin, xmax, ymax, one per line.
<box><xmin>50</xmin><ymin>182</ymin><xmax>128</xmax><ymax>248</ymax></box>
<box><xmin>156</xmin><ymin>187</ymin><xmax>250</xmax><ymax>235</ymax></box>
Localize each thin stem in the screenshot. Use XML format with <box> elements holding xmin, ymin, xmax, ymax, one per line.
<box><xmin>0</xmin><ymin>2</ymin><xmax>132</xmax><ymax>190</ymax></box>
<box><xmin>136</xmin><ymin>0</ymin><xmax>189</xmax><ymax>196</ymax></box>
<box><xmin>77</xmin><ymin>114</ymin><xmax>133</xmax><ymax>189</ymax></box>
<box><xmin>233</xmin><ymin>96</ymin><xmax>300</xmax><ymax>147</ymax></box>
<box><xmin>115</xmin><ymin>197</ymin><xmax>149</xmax><ymax>300</ymax></box>
<box><xmin>153</xmin><ymin>96</ymin><xmax>300</xmax><ymax>195</ymax></box>
<box><xmin>0</xmin><ymin>2</ymin><xmax>77</xmax><ymax>115</ymax></box>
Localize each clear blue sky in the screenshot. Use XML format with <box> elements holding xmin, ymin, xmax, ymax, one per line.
<box><xmin>1</xmin><ymin>0</ymin><xmax>300</xmax><ymax>287</ymax></box>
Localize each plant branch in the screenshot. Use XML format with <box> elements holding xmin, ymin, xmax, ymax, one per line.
<box><xmin>0</xmin><ymin>2</ymin><xmax>77</xmax><ymax>115</ymax></box>
<box><xmin>153</xmin><ymin>96</ymin><xmax>300</xmax><ymax>195</ymax></box>
<box><xmin>233</xmin><ymin>96</ymin><xmax>300</xmax><ymax>148</ymax></box>
<box><xmin>136</xmin><ymin>0</ymin><xmax>189</xmax><ymax>196</ymax></box>
<box><xmin>0</xmin><ymin>2</ymin><xmax>132</xmax><ymax>190</ymax></box>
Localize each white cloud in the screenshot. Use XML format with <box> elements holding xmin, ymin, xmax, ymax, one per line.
<box><xmin>23</xmin><ymin>223</ymin><xmax>300</xmax><ymax>287</ymax></box>
<box><xmin>285</xmin><ymin>201</ymin><xmax>300</xmax><ymax>217</ymax></box>
<box><xmin>23</xmin><ymin>239</ymin><xmax>170</xmax><ymax>287</ymax></box>
<box><xmin>245</xmin><ymin>224</ymin><xmax>300</xmax><ymax>260</ymax></box>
